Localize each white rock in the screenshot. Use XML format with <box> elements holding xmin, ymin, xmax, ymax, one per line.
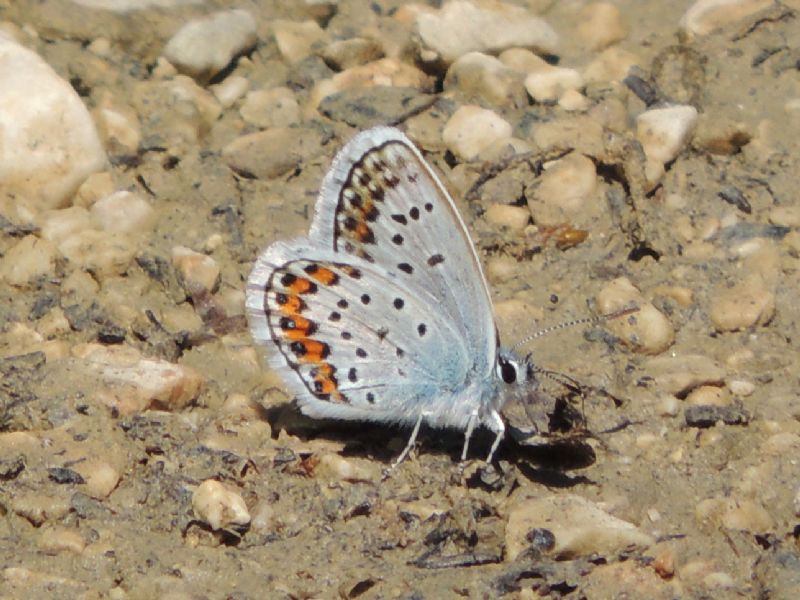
<box><xmin>210</xmin><ymin>75</ymin><xmax>250</xmax><ymax>108</ymax></box>
<box><xmin>315</xmin><ymin>453</ymin><xmax>378</xmax><ymax>482</ymax></box>
<box><xmin>74</xmin><ymin>343</ymin><xmax>205</xmax><ymax>415</ymax></box>
<box><xmin>306</xmin><ymin>58</ymin><xmax>431</xmax><ymax>115</ymax></box>
<box><xmin>505</xmin><ymin>493</ymin><xmax>654</xmax><ymax>561</ymax></box>
<box><xmin>576</xmin><ymin>3</ymin><xmax>627</xmax><ymax>50</ymax></box>
<box><xmin>414</xmin><ymin>0</ymin><xmax>558</xmax><ymax>65</ymax></box>
<box><xmin>240</xmin><ymin>87</ymin><xmax>300</xmax><ymax>128</ymax></box>
<box><xmin>73</xmin><ymin>459</ymin><xmax>120</xmax><ymax>499</ymax></box>
<box><xmin>527</xmin><ymin>153</ymin><xmax>599</xmax><ymax>227</ymax></box>
<box><xmin>192</xmin><ymin>479</ymin><xmax>250</xmax><ymax>531</ymax></box>
<box><xmin>643</xmin><ymin>354</ymin><xmax>726</xmax><ymax>396</ymax></box>
<box><xmin>596</xmin><ymin>278</ymin><xmax>675</xmax><ymax>355</ymax></box>
<box><xmin>0</xmin><ymin>235</ymin><xmax>57</xmax><ymax>287</ymax></box>
<box><xmin>444</xmin><ymin>52</ymin><xmax>527</xmax><ymax>107</ymax></box>
<box><xmin>37</xmin><ymin>206</ymin><xmax>96</xmax><ymax>244</ymax></box>
<box><xmin>442</xmin><ymin>105</ymin><xmax>512</xmax><ymax>161</ymax></box>
<box><xmin>94</xmin><ymin>94</ymin><xmax>141</xmax><ymax>153</ymax></box>
<box><xmin>709</xmin><ymin>274</ymin><xmax>775</xmax><ymax>331</ymax></box>
<box><xmin>524</xmin><ymin>65</ymin><xmax>584</xmax><ymax>103</ymax></box>
<box><xmin>163</xmin><ymin>10</ymin><xmax>257</xmax><ymax>81</ymax></box>
<box><xmin>90</xmin><ymin>191</ymin><xmax>155</xmax><ymax>235</ymax></box>
<box><xmin>58</xmin><ymin>230</ymin><xmax>135</xmax><ymax>277</ymax></box>
<box><xmin>171</xmin><ymin>246</ymin><xmax>220</xmax><ymax>294</ymax></box>
<box><xmin>0</xmin><ymin>33</ymin><xmax>106</xmax><ymax>211</ymax></box>
<box><xmin>39</xmin><ymin>526</ymin><xmax>85</xmax><ymax>555</ymax></box>
<box><xmin>637</xmin><ymin>105</ymin><xmax>698</xmax><ymax>184</ymax></box>
<box><xmin>272</xmin><ymin>19</ymin><xmax>327</xmax><ymax>64</ymax></box>
<box><xmin>485</xmin><ymin>204</ymin><xmax>529</xmax><ymax>232</ymax></box>
<box><xmin>680</xmin><ymin>0</ymin><xmax>773</xmax><ymax>38</ymax></box>
<box><xmin>320</xmin><ymin>37</ymin><xmax>384</xmax><ymax>70</ymax></box>
<box><xmin>583</xmin><ymin>47</ymin><xmax>641</xmax><ymax>84</ymax></box>
<box><xmin>558</xmin><ymin>89</ymin><xmax>590</xmax><ymax>112</ymax></box>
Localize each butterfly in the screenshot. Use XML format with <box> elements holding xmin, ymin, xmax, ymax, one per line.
<box><xmin>245</xmin><ymin>127</ymin><xmax>536</xmax><ymax>465</ymax></box>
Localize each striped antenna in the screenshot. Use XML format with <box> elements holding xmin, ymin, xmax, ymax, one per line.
<box><xmin>511</xmin><ymin>304</ymin><xmax>639</xmax><ymax>352</ymax></box>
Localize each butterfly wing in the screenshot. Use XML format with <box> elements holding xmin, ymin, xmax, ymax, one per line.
<box><xmin>309</xmin><ymin>127</ymin><xmax>497</xmax><ymax>379</ymax></box>
<box><xmin>246</xmin><ymin>127</ymin><xmax>499</xmax><ymax>429</ymax></box>
<box><xmin>246</xmin><ymin>241</ymin><xmax>472</xmax><ymax>425</ymax></box>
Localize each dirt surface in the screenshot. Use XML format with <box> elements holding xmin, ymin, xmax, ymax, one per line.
<box><xmin>1</xmin><ymin>1</ymin><xmax>800</xmax><ymax>598</ymax></box>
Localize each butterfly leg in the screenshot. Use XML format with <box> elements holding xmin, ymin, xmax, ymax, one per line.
<box><xmin>485</xmin><ymin>410</ymin><xmax>505</xmax><ymax>463</ymax></box>
<box><xmin>390</xmin><ymin>411</ymin><xmax>425</xmax><ymax>469</ymax></box>
<box><xmin>460</xmin><ymin>410</ymin><xmax>479</xmax><ymax>461</ymax></box>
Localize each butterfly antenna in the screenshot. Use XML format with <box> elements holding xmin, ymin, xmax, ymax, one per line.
<box><xmin>510</xmin><ymin>304</ymin><xmax>639</xmax><ymax>352</ymax></box>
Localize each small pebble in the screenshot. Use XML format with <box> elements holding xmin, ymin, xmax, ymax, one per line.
<box><xmin>37</xmin><ymin>206</ymin><xmax>96</xmax><ymax>244</ymax></box>
<box><xmin>39</xmin><ymin>526</ymin><xmax>85</xmax><ymax>555</ymax></box>
<box><xmin>485</xmin><ymin>255</ymin><xmax>518</xmax><ymax>284</ymax></box>
<box><xmin>240</xmin><ymin>87</ymin><xmax>300</xmax><ymax>128</ymax></box>
<box><xmin>74</xmin><ymin>458</ymin><xmax>120</xmax><ymax>499</ymax></box>
<box><xmin>760</xmin><ymin>433</ymin><xmax>800</xmax><ymax>456</ymax></box>
<box><xmin>192</xmin><ymin>479</ymin><xmax>251</xmax><ymax>531</ymax></box>
<box><xmin>307</xmin><ymin>58</ymin><xmax>432</xmax><ymax>115</ymax></box>
<box><xmin>91</xmin><ymin>191</ymin><xmax>155</xmax><ymax>235</ymax></box>
<box><xmin>727</xmin><ymin>379</ymin><xmax>755</xmax><ymax>396</ymax></box>
<box><xmin>583</xmin><ymin>47</ymin><xmax>641</xmax><ymax>84</ymax></box>
<box><xmin>680</xmin><ymin>0</ymin><xmax>773</xmax><ymax>38</ymax></box>
<box><xmin>524</xmin><ymin>65</ymin><xmax>584</xmax><ymax>103</ymax></box>
<box><xmin>685</xmin><ymin>385</ymin><xmax>730</xmax><ymax>407</ymax></box>
<box><xmin>531</xmin><ymin>115</ymin><xmax>605</xmax><ymax>156</ymax></box>
<box><xmin>0</xmin><ymin>235</ymin><xmax>57</xmax><ymax>287</ymax></box>
<box><xmin>596</xmin><ymin>278</ymin><xmax>675</xmax><ymax>355</ymax></box>
<box><xmin>484</xmin><ymin>204</ymin><xmax>529</xmax><ymax>232</ymax></box>
<box><xmin>709</xmin><ymin>274</ymin><xmax>775</xmax><ymax>331</ymax></box>
<box><xmin>442</xmin><ymin>105</ymin><xmax>512</xmax><ymax>161</ymax></box>
<box><xmin>76</xmin><ymin>343</ymin><xmax>204</xmax><ymax>415</ymax></box>
<box><xmin>320</xmin><ymin>37</ymin><xmax>384</xmax><ymax>70</ymax></box>
<box><xmin>315</xmin><ymin>453</ymin><xmax>377</xmax><ymax>482</ymax></box>
<box><xmin>644</xmin><ymin>354</ymin><xmax>726</xmax><ymax>396</ymax></box>
<box><xmin>528</xmin><ymin>153</ymin><xmax>599</xmax><ymax>227</ymax></box>
<box><xmin>444</xmin><ymin>52</ymin><xmax>527</xmax><ymax>107</ymax></box>
<box><xmin>703</xmin><ymin>572</ymin><xmax>736</xmax><ymax>591</ymax></box>
<box><xmin>222</xmin><ymin>126</ymin><xmax>325</xmax><ymax>179</ymax></box>
<box><xmin>163</xmin><ymin>10</ymin><xmax>257</xmax><ymax>81</ymax></box>
<box><xmin>636</xmin><ymin>105</ymin><xmax>698</xmax><ymax>185</ymax></box>
<box><xmin>505</xmin><ymin>492</ymin><xmax>654</xmax><ymax>561</ymax></box>
<box><xmin>210</xmin><ymin>75</ymin><xmax>249</xmax><ymax>108</ymax></box>
<box><xmin>272</xmin><ymin>19</ymin><xmax>327</xmax><ymax>64</ymax></box>
<box><xmin>58</xmin><ymin>230</ymin><xmax>135</xmax><ymax>278</ymax></box>
<box><xmin>721</xmin><ymin>499</ymin><xmax>774</xmax><ymax>532</ymax></box>
<box><xmin>558</xmin><ymin>89</ymin><xmax>589</xmax><ymax>112</ymax></box>
<box><xmin>657</xmin><ymin>394</ymin><xmax>681</xmax><ymax>417</ymax></box>
<box><xmin>94</xmin><ymin>96</ymin><xmax>141</xmax><ymax>153</ymax></box>
<box><xmin>413</xmin><ymin>0</ymin><xmax>558</xmax><ymax>65</ymax></box>
<box><xmin>74</xmin><ymin>172</ymin><xmax>115</xmax><ymax>208</ymax></box>
<box><xmin>171</xmin><ymin>246</ymin><xmax>220</xmax><ymax>294</ymax></box>
<box><xmin>576</xmin><ymin>3</ymin><xmax>628</xmax><ymax>50</ymax></box>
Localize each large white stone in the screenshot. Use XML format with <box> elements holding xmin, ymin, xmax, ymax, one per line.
<box><xmin>0</xmin><ymin>34</ymin><xmax>107</xmax><ymax>211</ymax></box>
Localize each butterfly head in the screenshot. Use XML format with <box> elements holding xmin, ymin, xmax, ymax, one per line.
<box><xmin>494</xmin><ymin>347</ymin><xmax>538</xmax><ymax>408</ymax></box>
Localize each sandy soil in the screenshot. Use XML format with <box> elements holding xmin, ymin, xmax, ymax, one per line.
<box><xmin>1</xmin><ymin>1</ymin><xmax>799</xmax><ymax>598</ymax></box>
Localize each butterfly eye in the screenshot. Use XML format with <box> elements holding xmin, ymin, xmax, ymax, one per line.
<box><xmin>498</xmin><ymin>357</ymin><xmax>517</xmax><ymax>384</ymax></box>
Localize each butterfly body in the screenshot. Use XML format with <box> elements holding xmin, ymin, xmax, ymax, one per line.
<box><xmin>246</xmin><ymin>127</ymin><xmax>536</xmax><ymax>461</ymax></box>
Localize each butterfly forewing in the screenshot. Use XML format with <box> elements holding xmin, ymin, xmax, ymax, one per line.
<box><xmin>311</xmin><ymin>128</ymin><xmax>497</xmax><ymax>376</ymax></box>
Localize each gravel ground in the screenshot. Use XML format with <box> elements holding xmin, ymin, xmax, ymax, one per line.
<box><xmin>1</xmin><ymin>1</ymin><xmax>799</xmax><ymax>598</ymax></box>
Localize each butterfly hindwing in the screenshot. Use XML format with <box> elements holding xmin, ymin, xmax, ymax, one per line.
<box><xmin>246</xmin><ymin>240</ymin><xmax>472</xmax><ymax>424</ymax></box>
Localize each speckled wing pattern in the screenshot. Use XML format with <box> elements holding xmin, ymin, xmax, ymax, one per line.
<box><xmin>246</xmin><ymin>127</ymin><xmax>497</xmax><ymax>428</ymax></box>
